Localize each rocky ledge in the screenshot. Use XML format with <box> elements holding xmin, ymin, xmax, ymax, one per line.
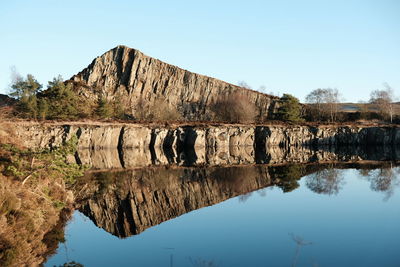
<box><xmin>11</xmin><ymin>122</ymin><xmax>400</xmax><ymax>150</ymax></box>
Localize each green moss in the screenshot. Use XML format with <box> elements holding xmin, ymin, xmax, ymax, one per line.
<box><xmin>53</xmin><ymin>200</ymin><xmax>65</xmax><ymax>210</ymax></box>
<box><xmin>1</xmin><ymin>135</ymin><xmax>88</xmax><ymax>186</ymax></box>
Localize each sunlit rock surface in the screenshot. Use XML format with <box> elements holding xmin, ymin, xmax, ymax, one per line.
<box><xmin>70</xmin><ymin>45</ymin><xmax>280</xmax><ymax>121</ymax></box>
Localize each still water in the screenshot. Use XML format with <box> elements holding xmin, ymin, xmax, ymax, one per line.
<box><xmin>45</xmin><ymin>165</ymin><xmax>400</xmax><ymax>267</ymax></box>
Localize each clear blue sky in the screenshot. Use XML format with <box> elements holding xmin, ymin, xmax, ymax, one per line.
<box><xmin>0</xmin><ymin>0</ymin><xmax>399</xmax><ymax>102</ymax></box>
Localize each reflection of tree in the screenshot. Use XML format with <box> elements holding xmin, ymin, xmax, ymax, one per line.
<box><xmin>306</xmin><ymin>167</ymin><xmax>344</xmax><ymax>195</ymax></box>
<box><xmin>358</xmin><ymin>168</ymin><xmax>371</xmax><ymax>177</ymax></box>
<box><xmin>358</xmin><ymin>165</ymin><xmax>400</xmax><ymax>200</ymax></box>
<box><xmin>272</xmin><ymin>164</ymin><xmax>304</xmax><ymax>193</ymax></box>
<box><xmin>257</xmin><ymin>188</ymin><xmax>268</xmax><ymax>197</ymax></box>
<box><xmin>238</xmin><ymin>192</ymin><xmax>253</xmax><ymax>203</ymax></box>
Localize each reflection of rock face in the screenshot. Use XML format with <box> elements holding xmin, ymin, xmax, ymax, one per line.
<box><xmin>75</xmin><ymin>145</ymin><xmax>400</xmax><ymax>170</ymax></box>
<box><xmin>75</xmin><ymin>161</ymin><xmax>398</xmax><ymax>238</ymax></box>
<box><xmin>76</xmin><ymin>166</ymin><xmax>278</xmax><ymax>237</ymax></box>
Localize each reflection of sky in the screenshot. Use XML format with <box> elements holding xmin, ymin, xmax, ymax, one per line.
<box><xmin>46</xmin><ymin>169</ymin><xmax>400</xmax><ymax>267</ymax></box>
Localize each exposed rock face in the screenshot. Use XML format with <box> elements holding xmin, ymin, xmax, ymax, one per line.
<box><xmin>12</xmin><ymin>123</ymin><xmax>400</xmax><ymax>151</ymax></box>
<box><xmin>9</xmin><ymin>122</ymin><xmax>400</xmax><ymax>168</ymax></box>
<box><xmin>255</xmin><ymin>125</ymin><xmax>400</xmax><ymax>147</ymax></box>
<box><xmin>70</xmin><ymin>45</ymin><xmax>280</xmax><ymax>120</ymax></box>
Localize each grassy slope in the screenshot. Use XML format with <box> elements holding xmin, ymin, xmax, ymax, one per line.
<box><xmin>0</xmin><ymin>132</ymin><xmax>86</xmax><ymax>266</ymax></box>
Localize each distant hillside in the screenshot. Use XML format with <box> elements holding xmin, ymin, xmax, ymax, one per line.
<box><xmin>337</xmin><ymin>102</ymin><xmax>400</xmax><ymax>113</ymax></box>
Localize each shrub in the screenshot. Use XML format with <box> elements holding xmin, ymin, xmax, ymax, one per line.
<box><xmin>134</xmin><ymin>97</ymin><xmax>183</xmax><ymax>121</ymax></box>
<box><xmin>96</xmin><ymin>97</ymin><xmax>114</xmax><ymax>119</ymax></box>
<box><xmin>276</xmin><ymin>94</ymin><xmax>304</xmax><ymax>122</ymax></box>
<box><xmin>211</xmin><ymin>91</ymin><xmax>257</xmax><ymax>123</ymax></box>
<box><xmin>9</xmin><ymin>74</ymin><xmax>42</xmax><ymax>119</ymax></box>
<box><xmin>39</xmin><ymin>76</ymin><xmax>82</xmax><ymax>119</ymax></box>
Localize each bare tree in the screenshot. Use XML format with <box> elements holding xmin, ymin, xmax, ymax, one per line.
<box><xmin>369</xmin><ymin>83</ymin><xmax>395</xmax><ymax>123</ymax></box>
<box><xmin>360</xmin><ymin>164</ymin><xmax>400</xmax><ymax>201</ymax></box>
<box><xmin>305</xmin><ymin>88</ymin><xmax>327</xmax><ymax>121</ymax></box>
<box><xmin>306</xmin><ymin>167</ymin><xmax>344</xmax><ymax>195</ymax></box>
<box><xmin>305</xmin><ymin>89</ymin><xmax>325</xmax><ymax>111</ymax></box>
<box><xmin>305</xmin><ymin>88</ymin><xmax>341</xmax><ymax>122</ymax></box>
<box><xmin>258</xmin><ymin>85</ymin><xmax>267</xmax><ymax>93</ymax></box>
<box><xmin>237</xmin><ymin>81</ymin><xmax>252</xmax><ymax>89</ymax></box>
<box><xmin>325</xmin><ymin>88</ymin><xmax>340</xmax><ymax>122</ymax></box>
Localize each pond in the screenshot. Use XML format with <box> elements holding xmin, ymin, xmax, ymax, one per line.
<box><xmin>45</xmin><ymin>161</ymin><xmax>400</xmax><ymax>267</ymax></box>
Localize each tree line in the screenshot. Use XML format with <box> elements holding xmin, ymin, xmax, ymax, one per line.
<box><xmin>5</xmin><ymin>73</ymin><xmax>398</xmax><ymax>124</ymax></box>
<box><xmin>6</xmin><ymin>73</ymin><xmax>304</xmax><ymax>123</ymax></box>
<box><xmin>8</xmin><ymin>73</ymin><xmax>126</xmax><ymax>120</ymax></box>
<box><xmin>304</xmin><ymin>84</ymin><xmax>396</xmax><ymax>123</ymax></box>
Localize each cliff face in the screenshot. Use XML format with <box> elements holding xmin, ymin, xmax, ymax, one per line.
<box><xmin>70</xmin><ymin>45</ymin><xmax>280</xmax><ymax>120</ymax></box>
<box><xmin>9</xmin><ymin>122</ymin><xmax>400</xmax><ymax>169</ymax></box>
<box><xmin>12</xmin><ymin>122</ymin><xmax>400</xmax><ymax>150</ymax></box>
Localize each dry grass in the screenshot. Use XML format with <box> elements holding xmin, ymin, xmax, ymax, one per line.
<box><xmin>0</xmin><ymin>133</ymin><xmax>80</xmax><ymax>266</ymax></box>
<box><xmin>0</xmin><ymin>171</ymin><xmax>73</xmax><ymax>266</ymax></box>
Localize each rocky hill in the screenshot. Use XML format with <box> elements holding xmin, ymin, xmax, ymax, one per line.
<box><xmin>70</xmin><ymin>45</ymin><xmax>280</xmax><ymax>121</ymax></box>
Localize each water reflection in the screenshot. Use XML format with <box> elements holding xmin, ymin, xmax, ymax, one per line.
<box><xmin>306</xmin><ymin>166</ymin><xmax>344</xmax><ymax>195</ymax></box>
<box><xmin>75</xmin><ymin>145</ymin><xmax>400</xmax><ymax>170</ymax></box>
<box><xmin>358</xmin><ymin>163</ymin><xmax>400</xmax><ymax>200</ymax></box>
<box><xmin>47</xmin><ymin>161</ymin><xmax>400</xmax><ymax>267</ymax></box>
<box><xmin>2</xmin><ymin>144</ymin><xmax>400</xmax><ymax>266</ymax></box>
<box><xmin>73</xmin><ymin>161</ymin><xmax>399</xmax><ymax>239</ymax></box>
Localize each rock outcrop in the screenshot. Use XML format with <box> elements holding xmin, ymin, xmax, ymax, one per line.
<box><xmin>12</xmin><ymin>122</ymin><xmax>400</xmax><ymax>150</ymax></box>
<box><xmin>9</xmin><ymin>122</ymin><xmax>400</xmax><ymax>169</ymax></box>
<box><xmin>70</xmin><ymin>45</ymin><xmax>280</xmax><ymax>120</ymax></box>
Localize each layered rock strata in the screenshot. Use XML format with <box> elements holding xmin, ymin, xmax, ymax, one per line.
<box><xmin>13</xmin><ymin>123</ymin><xmax>400</xmax><ymax>150</ymax></box>
<box><xmin>11</xmin><ymin>123</ymin><xmax>399</xmax><ymax>169</ymax></box>
<box><xmin>70</xmin><ymin>45</ymin><xmax>280</xmax><ymax>120</ymax></box>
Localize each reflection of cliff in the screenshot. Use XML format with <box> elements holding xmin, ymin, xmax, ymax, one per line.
<box><xmin>75</xmin><ymin>165</ymin><xmax>297</xmax><ymax>237</ymax></box>
<box><xmin>74</xmin><ymin>162</ymin><xmax>398</xmax><ymax>238</ymax></box>
<box><xmin>75</xmin><ymin>144</ymin><xmax>400</xmax><ymax>170</ymax></box>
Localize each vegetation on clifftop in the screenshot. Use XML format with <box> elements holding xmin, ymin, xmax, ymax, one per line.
<box><xmin>276</xmin><ymin>94</ymin><xmax>304</xmax><ymax>122</ymax></box>
<box><xmin>3</xmin><ymin>71</ymin><xmax>399</xmax><ymax>124</ymax></box>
